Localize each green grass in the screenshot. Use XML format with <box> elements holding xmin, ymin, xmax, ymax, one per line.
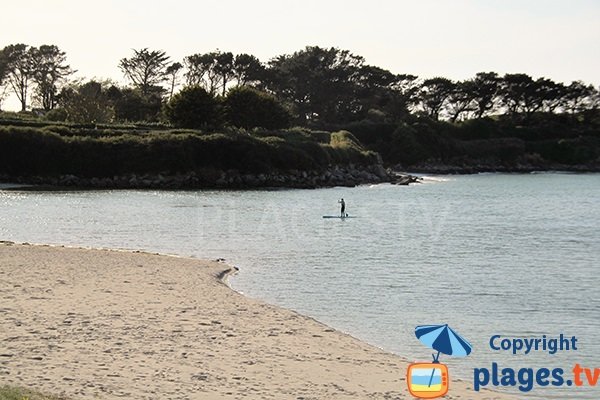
<box><xmin>0</xmin><ymin>385</ymin><xmax>66</xmax><ymax>400</ymax></box>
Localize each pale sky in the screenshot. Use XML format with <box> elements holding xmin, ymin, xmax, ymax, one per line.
<box><xmin>1</xmin><ymin>0</ymin><xmax>599</xmax><ymax>110</ymax></box>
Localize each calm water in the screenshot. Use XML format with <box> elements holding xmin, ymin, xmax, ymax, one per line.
<box><xmin>1</xmin><ymin>174</ymin><xmax>599</xmax><ymax>399</ymax></box>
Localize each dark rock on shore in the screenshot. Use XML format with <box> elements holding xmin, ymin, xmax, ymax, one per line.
<box><xmin>0</xmin><ymin>164</ymin><xmax>420</xmax><ymax>190</ymax></box>
<box><xmin>388</xmin><ymin>172</ymin><xmax>422</xmax><ymax>185</ymax></box>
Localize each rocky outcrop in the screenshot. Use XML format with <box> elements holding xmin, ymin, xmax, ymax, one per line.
<box><xmin>388</xmin><ymin>171</ymin><xmax>422</xmax><ymax>185</ymax></box>
<box><xmin>0</xmin><ymin>164</ymin><xmax>420</xmax><ymax>190</ymax></box>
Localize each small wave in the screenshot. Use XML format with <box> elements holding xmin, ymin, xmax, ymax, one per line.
<box><xmin>529</xmin><ymin>170</ymin><xmax>578</xmax><ymax>175</ymax></box>
<box><xmin>419</xmin><ymin>176</ymin><xmax>452</xmax><ymax>183</ymax></box>
<box><xmin>0</xmin><ymin>183</ymin><xmax>30</xmax><ymax>190</ymax></box>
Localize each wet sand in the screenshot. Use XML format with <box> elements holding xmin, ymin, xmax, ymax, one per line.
<box><xmin>0</xmin><ymin>243</ymin><xmax>512</xmax><ymax>399</ymax></box>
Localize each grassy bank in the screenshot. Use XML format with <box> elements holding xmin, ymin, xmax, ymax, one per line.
<box><xmin>0</xmin><ymin>118</ymin><xmax>378</xmax><ymax>180</ymax></box>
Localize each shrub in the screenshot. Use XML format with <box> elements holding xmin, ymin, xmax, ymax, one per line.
<box><xmin>60</xmin><ymin>81</ymin><xmax>115</xmax><ymax>124</ymax></box>
<box><xmin>111</xmin><ymin>87</ymin><xmax>163</xmax><ymax>122</ymax></box>
<box><xmin>164</xmin><ymin>86</ymin><xmax>221</xmax><ymax>129</ymax></box>
<box><xmin>44</xmin><ymin>108</ymin><xmax>68</xmax><ymax>122</ymax></box>
<box><xmin>224</xmin><ymin>86</ymin><xmax>291</xmax><ymax>130</ymax></box>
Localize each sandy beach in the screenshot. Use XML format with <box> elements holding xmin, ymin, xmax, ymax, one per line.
<box><xmin>0</xmin><ymin>242</ymin><xmax>512</xmax><ymax>399</ymax></box>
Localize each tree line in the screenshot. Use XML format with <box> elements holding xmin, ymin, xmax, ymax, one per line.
<box><xmin>1</xmin><ymin>43</ymin><xmax>598</xmax><ymax>128</ymax></box>
<box><xmin>0</xmin><ymin>44</ymin><xmax>73</xmax><ymax>112</ymax></box>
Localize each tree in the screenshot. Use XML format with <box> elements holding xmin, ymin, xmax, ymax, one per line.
<box><xmin>418</xmin><ymin>77</ymin><xmax>455</xmax><ymax>120</ymax></box>
<box><xmin>109</xmin><ymin>85</ymin><xmax>164</xmax><ymax>122</ymax></box>
<box><xmin>584</xmin><ymin>86</ymin><xmax>600</xmax><ymax>123</ymax></box>
<box><xmin>119</xmin><ymin>48</ymin><xmax>170</xmax><ymax>95</ymax></box>
<box><xmin>31</xmin><ymin>44</ymin><xmax>73</xmax><ymax>110</ymax></box>
<box><xmin>184</xmin><ymin>50</ymin><xmax>238</xmax><ymax>96</ymax></box>
<box><xmin>0</xmin><ymin>50</ymin><xmax>8</xmax><ymax>110</ymax></box>
<box><xmin>164</xmin><ymin>86</ymin><xmax>221</xmax><ymax>129</ymax></box>
<box><xmin>0</xmin><ymin>85</ymin><xmax>8</xmax><ymax>111</ymax></box>
<box><xmin>471</xmin><ymin>72</ymin><xmax>500</xmax><ymax>118</ymax></box>
<box><xmin>266</xmin><ymin>46</ymin><xmax>365</xmax><ymax>123</ymax></box>
<box><xmin>563</xmin><ymin>81</ymin><xmax>596</xmax><ymax>115</ymax></box>
<box><xmin>354</xmin><ymin>65</ymin><xmax>404</xmax><ymax>121</ymax></box>
<box><xmin>224</xmin><ymin>86</ymin><xmax>291</xmax><ymax>129</ymax></box>
<box><xmin>184</xmin><ymin>52</ymin><xmax>265</xmax><ymax>93</ymax></box>
<box><xmin>387</xmin><ymin>74</ymin><xmax>420</xmax><ymax>118</ymax></box>
<box><xmin>0</xmin><ymin>50</ymin><xmax>6</xmax><ymax>85</ymax></box>
<box><xmin>60</xmin><ymin>80</ymin><xmax>114</xmax><ymax>123</ymax></box>
<box><xmin>499</xmin><ymin>74</ymin><xmax>556</xmax><ymax>122</ymax></box>
<box><xmin>446</xmin><ymin>80</ymin><xmax>477</xmax><ymax>122</ymax></box>
<box><xmin>232</xmin><ymin>54</ymin><xmax>264</xmax><ymax>87</ymax></box>
<box><xmin>537</xmin><ymin>79</ymin><xmax>566</xmax><ymax>114</ymax></box>
<box><xmin>184</xmin><ymin>52</ymin><xmax>221</xmax><ymax>94</ymax></box>
<box><xmin>214</xmin><ymin>51</ymin><xmax>234</xmax><ymax>96</ymax></box>
<box><xmin>2</xmin><ymin>44</ymin><xmax>36</xmax><ymax>111</ymax></box>
<box><xmin>165</xmin><ymin>62</ymin><xmax>183</xmax><ymax>100</ymax></box>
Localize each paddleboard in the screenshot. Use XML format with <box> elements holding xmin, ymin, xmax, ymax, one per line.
<box><xmin>322</xmin><ymin>215</ymin><xmax>356</xmax><ymax>218</ymax></box>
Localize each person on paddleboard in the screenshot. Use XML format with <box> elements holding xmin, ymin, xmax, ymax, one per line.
<box><xmin>339</xmin><ymin>198</ymin><xmax>346</xmax><ymax>217</ymax></box>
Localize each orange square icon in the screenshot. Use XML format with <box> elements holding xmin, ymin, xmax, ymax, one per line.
<box><xmin>406</xmin><ymin>362</ymin><xmax>449</xmax><ymax>399</ymax></box>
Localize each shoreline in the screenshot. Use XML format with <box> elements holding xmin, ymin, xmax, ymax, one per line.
<box><xmin>0</xmin><ymin>242</ymin><xmax>513</xmax><ymax>399</ymax></box>
<box><xmin>0</xmin><ymin>164</ymin><xmax>395</xmax><ymax>191</ymax></box>
<box><xmin>2</xmin><ymin>166</ymin><xmax>599</xmax><ymax>191</ymax></box>
<box><xmin>401</xmin><ymin>162</ymin><xmax>600</xmax><ymax>175</ymax></box>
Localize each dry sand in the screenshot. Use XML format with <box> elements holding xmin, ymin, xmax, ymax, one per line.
<box><xmin>0</xmin><ymin>242</ymin><xmax>512</xmax><ymax>399</ymax></box>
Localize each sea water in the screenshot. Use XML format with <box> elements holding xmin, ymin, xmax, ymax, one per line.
<box><xmin>1</xmin><ymin>173</ymin><xmax>598</xmax><ymax>399</ymax></box>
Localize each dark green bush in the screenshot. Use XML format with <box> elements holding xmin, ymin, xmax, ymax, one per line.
<box><xmin>164</xmin><ymin>86</ymin><xmax>221</xmax><ymax>129</ymax></box>
<box><xmin>532</xmin><ymin>137</ymin><xmax>600</xmax><ymax>164</ymax></box>
<box><xmin>224</xmin><ymin>86</ymin><xmax>291</xmax><ymax>130</ymax></box>
<box><xmin>44</xmin><ymin>108</ymin><xmax>68</xmax><ymax>122</ymax></box>
<box><xmin>462</xmin><ymin>138</ymin><xmax>526</xmax><ymax>162</ymax></box>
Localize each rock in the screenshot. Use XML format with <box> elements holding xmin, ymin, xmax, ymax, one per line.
<box><xmin>373</xmin><ymin>164</ymin><xmax>388</xmax><ymax>179</ymax></box>
<box><xmin>4</xmin><ymin>162</ymin><xmax>397</xmax><ymax>190</ymax></box>
<box><xmin>390</xmin><ymin>173</ymin><xmax>421</xmax><ymax>185</ymax></box>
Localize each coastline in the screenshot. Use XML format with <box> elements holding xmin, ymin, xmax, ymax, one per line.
<box><xmin>0</xmin><ymin>164</ymin><xmax>393</xmax><ymax>190</ymax></box>
<box><xmin>2</xmin><ymin>164</ymin><xmax>598</xmax><ymax>192</ymax></box>
<box><xmin>402</xmin><ymin>162</ymin><xmax>600</xmax><ymax>175</ymax></box>
<box><xmin>0</xmin><ymin>242</ymin><xmax>513</xmax><ymax>399</ymax></box>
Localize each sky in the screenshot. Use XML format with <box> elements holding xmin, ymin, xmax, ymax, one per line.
<box><xmin>1</xmin><ymin>0</ymin><xmax>599</xmax><ymax>110</ymax></box>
